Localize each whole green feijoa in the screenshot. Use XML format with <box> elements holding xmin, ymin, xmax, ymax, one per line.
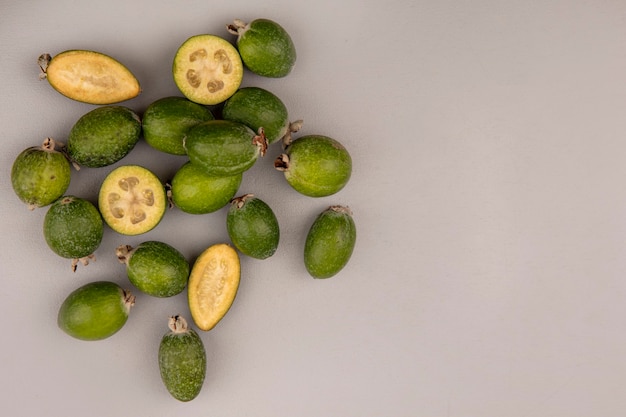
<box><xmin>184</xmin><ymin>119</ymin><xmax>268</xmax><ymax>177</ymax></box>
<box><xmin>58</xmin><ymin>281</ymin><xmax>135</xmax><ymax>341</ymax></box>
<box><xmin>11</xmin><ymin>137</ymin><xmax>71</xmax><ymax>210</ymax></box>
<box><xmin>227</xmin><ymin>194</ymin><xmax>280</xmax><ymax>259</ymax></box>
<box><xmin>169</xmin><ymin>161</ymin><xmax>242</xmax><ymax>214</ymax></box>
<box><xmin>304</xmin><ymin>206</ymin><xmax>356</xmax><ymax>278</ymax></box>
<box><xmin>116</xmin><ymin>241</ymin><xmax>190</xmax><ymax>297</ymax></box>
<box><xmin>67</xmin><ymin>105</ymin><xmax>141</xmax><ymax>168</ymax></box>
<box><xmin>275</xmin><ymin>135</ymin><xmax>352</xmax><ymax>197</ymax></box>
<box><xmin>222</xmin><ymin>87</ymin><xmax>302</xmax><ymax>145</ymax></box>
<box><xmin>142</xmin><ymin>96</ymin><xmax>214</xmax><ymax>155</ymax></box>
<box><xmin>159</xmin><ymin>315</ymin><xmax>206</xmax><ymax>402</ymax></box>
<box><xmin>228</xmin><ymin>18</ymin><xmax>296</xmax><ymax>78</ymax></box>
<box><xmin>43</xmin><ymin>196</ymin><xmax>104</xmax><ymax>271</ymax></box>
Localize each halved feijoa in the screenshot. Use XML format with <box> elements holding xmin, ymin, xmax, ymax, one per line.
<box><xmin>222</xmin><ymin>86</ymin><xmax>302</xmax><ymax>145</ymax></box>
<box><xmin>98</xmin><ymin>165</ymin><xmax>167</xmax><ymax>236</ymax></box>
<box><xmin>39</xmin><ymin>50</ymin><xmax>140</xmax><ymax>104</ymax></box>
<box><xmin>188</xmin><ymin>243</ymin><xmax>240</xmax><ymax>331</ymax></box>
<box><xmin>67</xmin><ymin>106</ymin><xmax>141</xmax><ymax>168</ymax></box>
<box><xmin>43</xmin><ymin>195</ymin><xmax>104</xmax><ymax>271</ymax></box>
<box><xmin>142</xmin><ymin>96</ymin><xmax>214</xmax><ymax>155</ymax></box>
<box><xmin>227</xmin><ymin>18</ymin><xmax>296</xmax><ymax>78</ymax></box>
<box><xmin>304</xmin><ymin>206</ymin><xmax>356</xmax><ymax>279</ymax></box>
<box><xmin>172</xmin><ymin>34</ymin><xmax>243</xmax><ymax>105</ymax></box>
<box><xmin>226</xmin><ymin>194</ymin><xmax>279</xmax><ymax>259</ymax></box>
<box><xmin>169</xmin><ymin>161</ymin><xmax>242</xmax><ymax>214</ymax></box>
<box><xmin>116</xmin><ymin>241</ymin><xmax>190</xmax><ymax>298</ymax></box>
<box><xmin>275</xmin><ymin>135</ymin><xmax>352</xmax><ymax>197</ymax></box>
<box><xmin>11</xmin><ymin>137</ymin><xmax>71</xmax><ymax>210</ymax></box>
<box><xmin>159</xmin><ymin>316</ymin><xmax>206</xmax><ymax>402</ymax></box>
<box><xmin>184</xmin><ymin>119</ymin><xmax>267</xmax><ymax>177</ymax></box>
<box><xmin>58</xmin><ymin>281</ymin><xmax>135</xmax><ymax>341</ymax></box>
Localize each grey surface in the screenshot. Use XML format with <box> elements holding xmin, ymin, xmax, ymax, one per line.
<box><xmin>2</xmin><ymin>0</ymin><xmax>626</xmax><ymax>416</ymax></box>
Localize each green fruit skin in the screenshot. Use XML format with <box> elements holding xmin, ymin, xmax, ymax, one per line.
<box><xmin>126</xmin><ymin>241</ymin><xmax>190</xmax><ymax>297</ymax></box>
<box><xmin>11</xmin><ymin>145</ymin><xmax>71</xmax><ymax>209</ymax></box>
<box><xmin>222</xmin><ymin>87</ymin><xmax>289</xmax><ymax>144</ymax></box>
<box><xmin>67</xmin><ymin>106</ymin><xmax>141</xmax><ymax>167</ymax></box>
<box><xmin>58</xmin><ymin>281</ymin><xmax>132</xmax><ymax>341</ymax></box>
<box><xmin>170</xmin><ymin>161</ymin><xmax>242</xmax><ymax>214</ymax></box>
<box><xmin>304</xmin><ymin>207</ymin><xmax>356</xmax><ymax>278</ymax></box>
<box><xmin>184</xmin><ymin>120</ymin><xmax>263</xmax><ymax>176</ymax></box>
<box><xmin>142</xmin><ymin>96</ymin><xmax>214</xmax><ymax>155</ymax></box>
<box><xmin>282</xmin><ymin>135</ymin><xmax>352</xmax><ymax>197</ymax></box>
<box><xmin>159</xmin><ymin>322</ymin><xmax>206</xmax><ymax>402</ymax></box>
<box><xmin>227</xmin><ymin>195</ymin><xmax>280</xmax><ymax>259</ymax></box>
<box><xmin>237</xmin><ymin>19</ymin><xmax>296</xmax><ymax>78</ymax></box>
<box><xmin>44</xmin><ymin>196</ymin><xmax>104</xmax><ymax>259</ymax></box>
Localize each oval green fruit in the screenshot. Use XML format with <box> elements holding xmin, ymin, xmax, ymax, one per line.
<box><xmin>222</xmin><ymin>87</ymin><xmax>301</xmax><ymax>145</ymax></box>
<box><xmin>304</xmin><ymin>206</ymin><xmax>356</xmax><ymax>279</ymax></box>
<box><xmin>11</xmin><ymin>137</ymin><xmax>71</xmax><ymax>210</ymax></box>
<box><xmin>159</xmin><ymin>315</ymin><xmax>206</xmax><ymax>402</ymax></box>
<box><xmin>58</xmin><ymin>281</ymin><xmax>135</xmax><ymax>341</ymax></box>
<box><xmin>116</xmin><ymin>241</ymin><xmax>190</xmax><ymax>298</ymax></box>
<box><xmin>227</xmin><ymin>18</ymin><xmax>296</xmax><ymax>78</ymax></box>
<box><xmin>184</xmin><ymin>120</ymin><xmax>267</xmax><ymax>177</ymax></box>
<box><xmin>43</xmin><ymin>195</ymin><xmax>104</xmax><ymax>271</ymax></box>
<box><xmin>169</xmin><ymin>161</ymin><xmax>242</xmax><ymax>214</ymax></box>
<box><xmin>142</xmin><ymin>96</ymin><xmax>214</xmax><ymax>155</ymax></box>
<box><xmin>227</xmin><ymin>194</ymin><xmax>280</xmax><ymax>259</ymax></box>
<box><xmin>67</xmin><ymin>106</ymin><xmax>141</xmax><ymax>168</ymax></box>
<box><xmin>275</xmin><ymin>135</ymin><xmax>352</xmax><ymax>197</ymax></box>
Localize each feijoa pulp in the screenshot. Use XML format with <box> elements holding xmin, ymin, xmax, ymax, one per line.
<box><xmin>11</xmin><ymin>137</ymin><xmax>71</xmax><ymax>210</ymax></box>
<box><xmin>58</xmin><ymin>281</ymin><xmax>135</xmax><ymax>341</ymax></box>
<box><xmin>159</xmin><ymin>316</ymin><xmax>206</xmax><ymax>402</ymax></box>
<box><xmin>67</xmin><ymin>105</ymin><xmax>141</xmax><ymax>168</ymax></box>
<box><xmin>116</xmin><ymin>241</ymin><xmax>190</xmax><ymax>298</ymax></box>
<box><xmin>304</xmin><ymin>205</ymin><xmax>356</xmax><ymax>278</ymax></box>
<box><xmin>227</xmin><ymin>194</ymin><xmax>280</xmax><ymax>259</ymax></box>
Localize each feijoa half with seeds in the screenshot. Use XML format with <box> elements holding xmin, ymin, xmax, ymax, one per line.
<box><xmin>38</xmin><ymin>50</ymin><xmax>141</xmax><ymax>104</ymax></box>
<box><xmin>159</xmin><ymin>315</ymin><xmax>207</xmax><ymax>402</ymax></box>
<box><xmin>304</xmin><ymin>205</ymin><xmax>356</xmax><ymax>279</ymax></box>
<box><xmin>43</xmin><ymin>195</ymin><xmax>104</xmax><ymax>271</ymax></box>
<box><xmin>98</xmin><ymin>165</ymin><xmax>167</xmax><ymax>236</ymax></box>
<box><xmin>116</xmin><ymin>241</ymin><xmax>190</xmax><ymax>298</ymax></box>
<box><xmin>227</xmin><ymin>194</ymin><xmax>280</xmax><ymax>259</ymax></box>
<box><xmin>11</xmin><ymin>137</ymin><xmax>71</xmax><ymax>210</ymax></box>
<box><xmin>58</xmin><ymin>281</ymin><xmax>135</xmax><ymax>341</ymax></box>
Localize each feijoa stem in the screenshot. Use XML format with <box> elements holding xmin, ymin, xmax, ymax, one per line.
<box><xmin>123</xmin><ymin>289</ymin><xmax>136</xmax><ymax>313</ymax></box>
<box><xmin>330</xmin><ymin>205</ymin><xmax>353</xmax><ymax>216</ymax></box>
<box><xmin>274</xmin><ymin>154</ymin><xmax>290</xmax><ymax>171</ymax></box>
<box><xmin>226</xmin><ymin>19</ymin><xmax>247</xmax><ymax>35</ymax></box>
<box><xmin>115</xmin><ymin>244</ymin><xmax>135</xmax><ymax>265</ymax></box>
<box><xmin>230</xmin><ymin>193</ymin><xmax>254</xmax><ymax>209</ymax></box>
<box><xmin>281</xmin><ymin>120</ymin><xmax>304</xmax><ymax>148</ymax></box>
<box><xmin>168</xmin><ymin>315</ymin><xmax>189</xmax><ymax>334</ymax></box>
<box><xmin>38</xmin><ymin>53</ymin><xmax>51</xmax><ymax>79</ymax></box>
<box><xmin>253</xmin><ymin>128</ymin><xmax>268</xmax><ymax>157</ymax></box>
<box><xmin>70</xmin><ymin>253</ymin><xmax>96</xmax><ymax>272</ymax></box>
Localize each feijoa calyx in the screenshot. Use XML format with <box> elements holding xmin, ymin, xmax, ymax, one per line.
<box><xmin>227</xmin><ymin>194</ymin><xmax>280</xmax><ymax>259</ymax></box>
<box><xmin>58</xmin><ymin>281</ymin><xmax>135</xmax><ymax>341</ymax></box>
<box><xmin>11</xmin><ymin>137</ymin><xmax>71</xmax><ymax>210</ymax></box>
<box><xmin>159</xmin><ymin>315</ymin><xmax>206</xmax><ymax>402</ymax></box>
<box><xmin>304</xmin><ymin>206</ymin><xmax>356</xmax><ymax>278</ymax></box>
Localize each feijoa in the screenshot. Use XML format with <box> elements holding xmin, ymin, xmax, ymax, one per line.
<box><xmin>188</xmin><ymin>243</ymin><xmax>240</xmax><ymax>331</ymax></box>
<box><xmin>172</xmin><ymin>34</ymin><xmax>244</xmax><ymax>105</ymax></box>
<box><xmin>58</xmin><ymin>281</ymin><xmax>135</xmax><ymax>341</ymax></box>
<box><xmin>43</xmin><ymin>196</ymin><xmax>104</xmax><ymax>271</ymax></box>
<box><xmin>184</xmin><ymin>120</ymin><xmax>267</xmax><ymax>177</ymax></box>
<box><xmin>169</xmin><ymin>161</ymin><xmax>242</xmax><ymax>214</ymax></box>
<box><xmin>11</xmin><ymin>137</ymin><xmax>71</xmax><ymax>210</ymax></box>
<box><xmin>222</xmin><ymin>87</ymin><xmax>302</xmax><ymax>145</ymax></box>
<box><xmin>275</xmin><ymin>135</ymin><xmax>352</xmax><ymax>197</ymax></box>
<box><xmin>226</xmin><ymin>194</ymin><xmax>279</xmax><ymax>259</ymax></box>
<box><xmin>159</xmin><ymin>316</ymin><xmax>206</xmax><ymax>402</ymax></box>
<box><xmin>98</xmin><ymin>165</ymin><xmax>167</xmax><ymax>236</ymax></box>
<box><xmin>38</xmin><ymin>50</ymin><xmax>141</xmax><ymax>104</ymax></box>
<box><xmin>304</xmin><ymin>206</ymin><xmax>356</xmax><ymax>278</ymax></box>
<box><xmin>227</xmin><ymin>18</ymin><xmax>296</xmax><ymax>78</ymax></box>
<box><xmin>67</xmin><ymin>106</ymin><xmax>141</xmax><ymax>168</ymax></box>
<box><xmin>142</xmin><ymin>96</ymin><xmax>214</xmax><ymax>155</ymax></box>
<box><xmin>116</xmin><ymin>241</ymin><xmax>190</xmax><ymax>298</ymax></box>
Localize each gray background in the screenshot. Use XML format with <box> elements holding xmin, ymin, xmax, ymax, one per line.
<box><xmin>2</xmin><ymin>0</ymin><xmax>626</xmax><ymax>416</ymax></box>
